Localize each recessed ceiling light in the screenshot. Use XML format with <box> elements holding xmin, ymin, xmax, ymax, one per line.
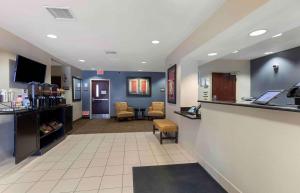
<box><xmin>152</xmin><ymin>40</ymin><xmax>160</xmax><ymax>44</ymax></box>
<box><xmin>249</xmin><ymin>29</ymin><xmax>267</xmax><ymax>37</ymax></box>
<box><xmin>138</xmin><ymin>70</ymin><xmax>143</xmax><ymax>72</ymax></box>
<box><xmin>47</xmin><ymin>34</ymin><xmax>57</xmax><ymax>39</ymax></box>
<box><xmin>208</xmin><ymin>52</ymin><xmax>218</xmax><ymax>56</ymax></box>
<box><xmin>272</xmin><ymin>33</ymin><xmax>282</xmax><ymax>38</ymax></box>
<box><xmin>141</xmin><ymin>61</ymin><xmax>147</xmax><ymax>64</ymax></box>
<box><xmin>264</xmin><ymin>52</ymin><xmax>274</xmax><ymax>55</ymax></box>
<box><xmin>79</xmin><ymin>59</ymin><xmax>85</xmax><ymax>63</ymax></box>
<box><xmin>232</xmin><ymin>50</ymin><xmax>239</xmax><ymax>54</ymax></box>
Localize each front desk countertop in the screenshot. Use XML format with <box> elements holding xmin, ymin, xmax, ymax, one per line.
<box><xmin>174</xmin><ymin>111</ymin><xmax>201</xmax><ymax>120</ymax></box>
<box><xmin>198</xmin><ymin>100</ymin><xmax>300</xmax><ymax>113</ymax></box>
<box><xmin>174</xmin><ymin>107</ymin><xmax>201</xmax><ymax>120</ymax></box>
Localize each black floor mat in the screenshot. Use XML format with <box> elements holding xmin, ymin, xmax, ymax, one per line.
<box><xmin>133</xmin><ymin>163</ymin><xmax>227</xmax><ymax>193</ymax></box>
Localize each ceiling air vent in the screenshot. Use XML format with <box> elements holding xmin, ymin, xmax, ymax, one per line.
<box><xmin>105</xmin><ymin>51</ymin><xmax>117</xmax><ymax>55</ymax></box>
<box><xmin>46</xmin><ymin>7</ymin><xmax>74</xmax><ymax>19</ymax></box>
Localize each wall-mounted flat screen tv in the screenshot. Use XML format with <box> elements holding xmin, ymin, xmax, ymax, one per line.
<box><xmin>14</xmin><ymin>55</ymin><xmax>47</xmax><ymax>83</ymax></box>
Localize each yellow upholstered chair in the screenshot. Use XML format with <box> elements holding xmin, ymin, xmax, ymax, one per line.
<box><xmin>147</xmin><ymin>101</ymin><xmax>165</xmax><ymax>119</ymax></box>
<box><xmin>115</xmin><ymin>102</ymin><xmax>134</xmax><ymax>121</ymax></box>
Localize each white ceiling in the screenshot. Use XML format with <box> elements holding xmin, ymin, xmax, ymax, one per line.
<box><xmin>223</xmin><ymin>26</ymin><xmax>300</xmax><ymax>60</ymax></box>
<box><xmin>0</xmin><ymin>0</ymin><xmax>225</xmax><ymax>71</ymax></box>
<box><xmin>182</xmin><ymin>0</ymin><xmax>300</xmax><ymax>66</ymax></box>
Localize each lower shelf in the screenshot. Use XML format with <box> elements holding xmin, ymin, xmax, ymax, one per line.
<box><xmin>40</xmin><ymin>126</ymin><xmax>63</xmax><ymax>139</ymax></box>
<box><xmin>36</xmin><ymin>135</ymin><xmax>66</xmax><ymax>155</ymax></box>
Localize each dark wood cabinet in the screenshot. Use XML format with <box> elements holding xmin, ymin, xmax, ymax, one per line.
<box><xmin>64</xmin><ymin>106</ymin><xmax>73</xmax><ymax>134</ymax></box>
<box><xmin>13</xmin><ymin>105</ymin><xmax>72</xmax><ymax>164</ymax></box>
<box><xmin>15</xmin><ymin>111</ymin><xmax>38</xmax><ymax>164</ymax></box>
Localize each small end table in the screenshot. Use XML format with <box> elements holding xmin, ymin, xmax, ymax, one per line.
<box><xmin>134</xmin><ymin>108</ymin><xmax>146</xmax><ymax>120</ymax></box>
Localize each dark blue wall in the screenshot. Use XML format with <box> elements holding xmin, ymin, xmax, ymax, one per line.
<box><xmin>251</xmin><ymin>46</ymin><xmax>300</xmax><ymax>105</ymax></box>
<box><xmin>82</xmin><ymin>71</ymin><xmax>166</xmax><ymax>116</ymax></box>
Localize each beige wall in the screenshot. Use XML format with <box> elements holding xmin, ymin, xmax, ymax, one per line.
<box><xmin>167</xmin><ymin>57</ymin><xmax>300</xmax><ymax>193</ymax></box>
<box><xmin>69</xmin><ymin>69</ymin><xmax>82</xmax><ymax>121</ymax></box>
<box><xmin>165</xmin><ymin>62</ymin><xmax>181</xmax><ymax>122</ymax></box>
<box><xmin>167</xmin><ymin>0</ymin><xmax>268</xmax><ymax>63</ymax></box>
<box><xmin>51</xmin><ymin>65</ymin><xmax>82</xmax><ymax>121</ymax></box>
<box><xmin>165</xmin><ymin>51</ymin><xmax>300</xmax><ymax>193</ymax></box>
<box><xmin>0</xmin><ymin>50</ymin><xmax>17</xmax><ymax>90</ymax></box>
<box><xmin>0</xmin><ymin>28</ymin><xmax>52</xmax><ymax>85</ymax></box>
<box><xmin>198</xmin><ymin>60</ymin><xmax>251</xmax><ymax>101</ymax></box>
<box><xmin>180</xmin><ymin>60</ymin><xmax>199</xmax><ymax>107</ymax></box>
<box><xmin>164</xmin><ymin>1</ymin><xmax>296</xmax><ymax>192</ymax></box>
<box><xmin>184</xmin><ymin>104</ymin><xmax>300</xmax><ymax>193</ymax></box>
<box><xmin>0</xmin><ymin>27</ymin><xmax>82</xmax><ymax>120</ymax></box>
<box><xmin>165</xmin><ymin>59</ymin><xmax>200</xmax><ymax>131</ymax></box>
<box><xmin>0</xmin><ymin>49</ymin><xmax>51</xmax><ymax>97</ymax></box>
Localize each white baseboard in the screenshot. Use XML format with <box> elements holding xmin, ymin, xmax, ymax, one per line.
<box><xmin>179</xmin><ymin>141</ymin><xmax>242</xmax><ymax>193</ymax></box>
<box><xmin>197</xmin><ymin>155</ymin><xmax>242</xmax><ymax>193</ymax></box>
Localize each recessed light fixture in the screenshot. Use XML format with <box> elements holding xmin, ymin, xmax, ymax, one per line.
<box><xmin>272</xmin><ymin>33</ymin><xmax>282</xmax><ymax>38</ymax></box>
<box><xmin>249</xmin><ymin>29</ymin><xmax>267</xmax><ymax>37</ymax></box>
<box><xmin>152</xmin><ymin>40</ymin><xmax>160</xmax><ymax>44</ymax></box>
<box><xmin>232</xmin><ymin>50</ymin><xmax>239</xmax><ymax>54</ymax></box>
<box><xmin>138</xmin><ymin>70</ymin><xmax>143</xmax><ymax>72</ymax></box>
<box><xmin>47</xmin><ymin>34</ymin><xmax>57</xmax><ymax>39</ymax></box>
<box><xmin>264</xmin><ymin>52</ymin><xmax>274</xmax><ymax>55</ymax></box>
<box><xmin>141</xmin><ymin>61</ymin><xmax>147</xmax><ymax>64</ymax></box>
<box><xmin>79</xmin><ymin>59</ymin><xmax>85</xmax><ymax>63</ymax></box>
<box><xmin>208</xmin><ymin>52</ymin><xmax>218</xmax><ymax>56</ymax></box>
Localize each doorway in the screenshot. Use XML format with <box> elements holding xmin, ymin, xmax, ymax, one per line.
<box><xmin>212</xmin><ymin>73</ymin><xmax>236</xmax><ymax>102</ymax></box>
<box><xmin>90</xmin><ymin>79</ymin><xmax>110</xmax><ymax>119</ymax></box>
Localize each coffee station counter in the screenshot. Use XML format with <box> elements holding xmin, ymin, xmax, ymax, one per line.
<box><xmin>0</xmin><ymin>104</ymin><xmax>71</xmax><ymax>115</ymax></box>
<box><xmin>0</xmin><ymin>104</ymin><xmax>73</xmax><ymax>164</ymax></box>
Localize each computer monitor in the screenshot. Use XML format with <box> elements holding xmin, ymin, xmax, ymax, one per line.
<box><xmin>253</xmin><ymin>90</ymin><xmax>283</xmax><ymax>105</ymax></box>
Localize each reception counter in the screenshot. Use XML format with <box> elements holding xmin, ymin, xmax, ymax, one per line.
<box><xmin>172</xmin><ymin>100</ymin><xmax>300</xmax><ymax>193</ymax></box>
<box><xmin>174</xmin><ymin>107</ymin><xmax>201</xmax><ymax>120</ymax></box>
<box><xmin>198</xmin><ymin>100</ymin><xmax>300</xmax><ymax>113</ymax></box>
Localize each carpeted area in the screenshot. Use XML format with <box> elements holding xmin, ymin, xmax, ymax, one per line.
<box><xmin>71</xmin><ymin>118</ymin><xmax>153</xmax><ymax>134</ymax></box>
<box><xmin>133</xmin><ymin>163</ymin><xmax>227</xmax><ymax>193</ymax></box>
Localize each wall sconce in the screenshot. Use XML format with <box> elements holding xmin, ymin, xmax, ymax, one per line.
<box><xmin>273</xmin><ymin>64</ymin><xmax>279</xmax><ymax>73</ymax></box>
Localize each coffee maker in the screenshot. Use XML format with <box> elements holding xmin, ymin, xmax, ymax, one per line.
<box><xmin>41</xmin><ymin>83</ymin><xmax>54</xmax><ymax>107</ymax></box>
<box><xmin>51</xmin><ymin>84</ymin><xmax>65</xmax><ymax>105</ymax></box>
<box><xmin>28</xmin><ymin>82</ymin><xmax>66</xmax><ymax>109</ymax></box>
<box><xmin>28</xmin><ymin>82</ymin><xmax>42</xmax><ymax>109</ymax></box>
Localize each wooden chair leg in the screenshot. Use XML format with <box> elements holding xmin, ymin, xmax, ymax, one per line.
<box><xmin>175</xmin><ymin>131</ymin><xmax>178</xmax><ymax>143</ymax></box>
<box><xmin>160</xmin><ymin>132</ymin><xmax>163</xmax><ymax>144</ymax></box>
<box><xmin>153</xmin><ymin>125</ymin><xmax>155</xmax><ymax>134</ymax></box>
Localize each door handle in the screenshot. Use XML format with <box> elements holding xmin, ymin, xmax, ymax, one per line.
<box><xmin>93</xmin><ymin>99</ymin><xmax>109</xmax><ymax>101</ymax></box>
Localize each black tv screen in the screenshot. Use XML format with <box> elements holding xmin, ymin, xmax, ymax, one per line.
<box><xmin>14</xmin><ymin>55</ymin><xmax>47</xmax><ymax>83</ymax></box>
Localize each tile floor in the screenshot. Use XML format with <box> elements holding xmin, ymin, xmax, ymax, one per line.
<box><xmin>0</xmin><ymin>132</ymin><xmax>196</xmax><ymax>193</ymax></box>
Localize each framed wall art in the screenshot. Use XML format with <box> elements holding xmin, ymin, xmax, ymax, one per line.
<box><xmin>167</xmin><ymin>64</ymin><xmax>176</xmax><ymax>104</ymax></box>
<box><xmin>126</xmin><ymin>77</ymin><xmax>151</xmax><ymax>97</ymax></box>
<box><xmin>72</xmin><ymin>76</ymin><xmax>82</xmax><ymax>101</ymax></box>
